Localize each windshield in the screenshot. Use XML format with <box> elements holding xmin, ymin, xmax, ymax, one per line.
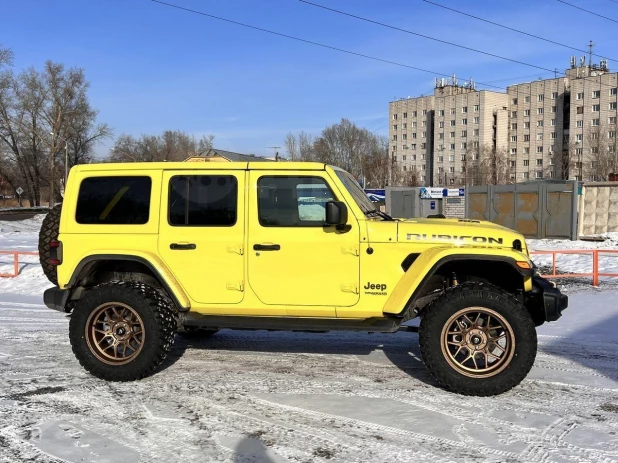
<box><xmin>334</xmin><ymin>169</ymin><xmax>377</xmax><ymax>214</ymax></box>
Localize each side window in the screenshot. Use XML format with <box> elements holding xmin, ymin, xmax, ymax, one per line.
<box><xmin>258</xmin><ymin>176</ymin><xmax>336</xmax><ymax>227</ymax></box>
<box><xmin>169</xmin><ymin>175</ymin><xmax>237</xmax><ymax>226</ymax></box>
<box><xmin>76</xmin><ymin>176</ymin><xmax>151</xmax><ymax>224</ymax></box>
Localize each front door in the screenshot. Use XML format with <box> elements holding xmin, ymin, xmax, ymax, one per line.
<box><xmin>158</xmin><ymin>170</ymin><xmax>245</xmax><ymax>306</ymax></box>
<box><xmin>247</xmin><ymin>171</ymin><xmax>360</xmax><ymax>315</ymax></box>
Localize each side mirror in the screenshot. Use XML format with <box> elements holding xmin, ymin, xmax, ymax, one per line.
<box><xmin>325</xmin><ymin>201</ymin><xmax>348</xmax><ymax>227</ymax></box>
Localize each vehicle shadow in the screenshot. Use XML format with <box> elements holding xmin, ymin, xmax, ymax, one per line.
<box><xmin>160</xmin><ymin>328</ymin><xmax>437</xmax><ymax>387</ymax></box>
<box><xmin>232</xmin><ymin>436</ymin><xmax>276</xmax><ymax>463</ymax></box>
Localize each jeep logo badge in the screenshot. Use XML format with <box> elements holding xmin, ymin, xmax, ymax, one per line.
<box><xmin>364</xmin><ymin>282</ymin><xmax>387</xmax><ymax>295</ymax></box>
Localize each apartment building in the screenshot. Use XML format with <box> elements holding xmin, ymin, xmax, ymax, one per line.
<box><xmin>389</xmin><ymin>56</ymin><xmax>618</xmax><ymax>185</ymax></box>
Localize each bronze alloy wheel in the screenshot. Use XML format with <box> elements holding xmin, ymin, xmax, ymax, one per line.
<box><xmin>85</xmin><ymin>302</ymin><xmax>145</xmax><ymax>365</ymax></box>
<box><xmin>440</xmin><ymin>306</ymin><xmax>515</xmax><ymax>378</ymax></box>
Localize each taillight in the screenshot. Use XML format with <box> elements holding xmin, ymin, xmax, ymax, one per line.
<box><xmin>49</xmin><ymin>240</ymin><xmax>62</xmax><ymax>266</ymax></box>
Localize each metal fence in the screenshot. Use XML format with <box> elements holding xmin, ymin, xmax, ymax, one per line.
<box><xmin>0</xmin><ymin>251</ymin><xmax>40</xmax><ymax>278</ymax></box>
<box><xmin>466</xmin><ymin>181</ymin><xmax>578</xmax><ymax>240</ymax></box>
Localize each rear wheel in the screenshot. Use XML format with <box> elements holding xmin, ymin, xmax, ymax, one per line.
<box><xmin>38</xmin><ymin>204</ymin><xmax>62</xmax><ymax>285</ymax></box>
<box><xmin>69</xmin><ymin>282</ymin><xmax>177</xmax><ymax>381</ymax></box>
<box><xmin>419</xmin><ymin>282</ymin><xmax>537</xmax><ymax>396</ymax></box>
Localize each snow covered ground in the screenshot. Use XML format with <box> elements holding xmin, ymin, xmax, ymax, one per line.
<box><xmin>0</xmin><ymin>217</ymin><xmax>617</xmax><ymax>462</ymax></box>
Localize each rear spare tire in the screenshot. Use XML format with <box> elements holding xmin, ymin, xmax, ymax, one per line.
<box><xmin>38</xmin><ymin>204</ymin><xmax>62</xmax><ymax>285</ymax></box>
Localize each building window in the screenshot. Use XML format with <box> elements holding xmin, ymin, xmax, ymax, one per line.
<box><xmin>591</xmin><ymin>147</ymin><xmax>599</xmax><ymax>154</ymax></box>
<box><xmin>576</xmin><ymin>134</ymin><xmax>583</xmax><ymax>142</ymax></box>
<box><xmin>611</xmin><ymin>88</ymin><xmax>618</xmax><ymax>96</ymax></box>
<box><xmin>422</xmin><ymin>121</ymin><xmax>427</xmax><ymax>127</ymax></box>
<box><xmin>403</xmin><ymin>123</ymin><xmax>407</xmax><ymax>129</ymax></box>
<box><xmin>538</xmin><ymin>94</ymin><xmax>544</xmax><ymax>102</ymax></box>
<box><xmin>421</xmin><ymin>154</ymin><xmax>426</xmax><ymax>160</ymax></box>
<box><xmin>450</xmin><ymin>143</ymin><xmax>455</xmax><ymax>150</ymax></box>
<box><xmin>473</xmin><ymin>129</ymin><xmax>479</xmax><ymax>136</ymax></box>
<box><xmin>393</xmin><ymin>114</ymin><xmax>398</xmax><ymax>120</ymax></box>
<box><xmin>610</xmin><ymin>131</ymin><xmax>616</xmax><ymax>139</ymax></box>
<box><xmin>462</xmin><ymin>119</ymin><xmax>468</xmax><ymax>125</ymax></box>
<box><xmin>413</xmin><ymin>111</ymin><xmax>417</xmax><ymax>117</ymax></box>
<box><xmin>549</xmin><ymin>158</ymin><xmax>555</xmax><ymax>165</ymax></box>
<box><xmin>524</xmin><ymin>110</ymin><xmax>530</xmax><ymax>116</ymax></box>
<box><xmin>439</xmin><ymin>121</ymin><xmax>444</xmax><ymax>128</ymax></box>
<box><xmin>523</xmin><ymin>160</ymin><xmax>530</xmax><ymax>166</ymax></box>
<box><xmin>512</xmin><ymin>123</ymin><xmax>518</xmax><ymax>130</ymax></box>
<box><xmin>450</xmin><ymin>132</ymin><xmax>455</xmax><ymax>138</ymax></box>
<box><xmin>591</xmin><ymin>132</ymin><xmax>599</xmax><ymax>140</ymax></box>
<box><xmin>592</xmin><ymin>119</ymin><xmax>600</xmax><ymax>126</ymax></box>
<box><xmin>510</xmin><ymin>148</ymin><xmax>517</xmax><ymax>155</ymax></box>
<box><xmin>577</xmin><ymin>106</ymin><xmax>584</xmax><ymax>114</ymax></box>
<box><xmin>537</xmin><ymin>133</ymin><xmax>543</xmax><ymax>140</ymax></box>
<box><xmin>461</xmin><ymin>130</ymin><xmax>467</xmax><ymax>137</ymax></box>
<box><xmin>439</xmin><ymin>133</ymin><xmax>444</xmax><ymax>139</ymax></box>
<box><xmin>550</xmin><ymin>145</ymin><xmax>556</xmax><ymax>153</ymax></box>
<box><xmin>474</xmin><ymin>105</ymin><xmax>480</xmax><ymax>112</ymax></box>
<box><xmin>472</xmin><ymin>141</ymin><xmax>479</xmax><ymax>148</ymax></box>
<box><xmin>523</xmin><ymin>147</ymin><xmax>530</xmax><ymax>154</ymax></box>
<box><xmin>461</xmin><ymin>142</ymin><xmax>467</xmax><ymax>149</ymax></box>
<box><xmin>551</xmin><ymin>106</ymin><xmax>557</xmax><ymax>113</ymax></box>
<box><xmin>536</xmin><ymin>159</ymin><xmax>543</xmax><ymax>166</ymax></box>
<box><xmin>421</xmin><ymin>143</ymin><xmax>426</xmax><ymax>149</ymax></box>
<box><xmin>402</xmin><ymin>134</ymin><xmax>407</xmax><ymax>140</ymax></box>
<box><xmin>551</xmin><ymin>132</ymin><xmax>557</xmax><ymax>139</ymax></box>
<box><xmin>438</xmin><ymin>167</ymin><xmax>444</xmax><ymax>173</ymax></box>
<box><xmin>473</xmin><ymin>117</ymin><xmax>480</xmax><ymax>124</ymax></box>
<box><xmin>393</xmin><ymin>125</ymin><xmax>397</xmax><ymax>130</ymax></box>
<box><xmin>577</xmin><ymin>92</ymin><xmax>584</xmax><ymax>100</ymax></box>
<box><xmin>422</xmin><ymin>109</ymin><xmax>427</xmax><ymax>115</ymax></box>
<box><xmin>537</xmin><ymin>146</ymin><xmax>543</xmax><ymax>153</ymax></box>
<box><xmin>411</xmin><ymin>144</ymin><xmax>416</xmax><ymax>149</ymax></box>
<box><xmin>438</xmin><ymin>156</ymin><xmax>443</xmax><ymax>163</ymax></box>
<box><xmin>611</xmin><ymin>116</ymin><xmax>617</xmax><ymax>124</ymax></box>
<box><xmin>510</xmin><ymin>160</ymin><xmax>516</xmax><ymax>168</ymax></box>
<box><xmin>438</xmin><ymin>110</ymin><xmax>444</xmax><ymax>116</ymax></box>
<box><xmin>537</xmin><ymin>108</ymin><xmax>544</xmax><ymax>115</ymax></box>
<box><xmin>511</xmin><ymin>111</ymin><xmax>518</xmax><ymax>118</ymax></box>
<box><xmin>524</xmin><ymin>121</ymin><xmax>531</xmax><ymax>129</ymax></box>
<box><xmin>592</xmin><ymin>90</ymin><xmax>601</xmax><ymax>99</ymax></box>
<box><xmin>462</xmin><ymin>106</ymin><xmax>468</xmax><ymax>113</ymax></box>
<box><xmin>537</xmin><ymin>120</ymin><xmax>544</xmax><ymax>127</ymax></box>
<box><xmin>403</xmin><ymin>112</ymin><xmax>408</xmax><ymax>118</ymax></box>
<box><xmin>577</xmin><ymin>120</ymin><xmax>584</xmax><ymax>127</ymax></box>
<box><xmin>511</xmin><ymin>135</ymin><xmax>517</xmax><ymax>142</ymax></box>
<box><xmin>524</xmin><ymin>134</ymin><xmax>530</xmax><ymax>141</ymax></box>
<box><xmin>450</xmin><ymin>108</ymin><xmax>456</xmax><ymax>115</ymax></box>
<box><xmin>611</xmin><ymin>102</ymin><xmax>617</xmax><ymax>110</ymax></box>
<box><xmin>576</xmin><ymin>148</ymin><xmax>583</xmax><ymax>155</ymax></box>
<box><xmin>412</xmin><ymin>133</ymin><xmax>417</xmax><ymax>139</ymax></box>
<box><xmin>512</xmin><ymin>98</ymin><xmax>518</xmax><ymax>105</ymax></box>
<box><xmin>449</xmin><ymin>167</ymin><xmax>455</xmax><ymax>173</ymax></box>
<box><xmin>460</xmin><ymin>166</ymin><xmax>466</xmax><ymax>173</ymax></box>
<box><xmin>412</xmin><ymin>154</ymin><xmax>417</xmax><ymax>160</ymax></box>
<box><xmin>393</xmin><ymin>135</ymin><xmax>397</xmax><ymax>141</ymax></box>
<box><xmin>450</xmin><ymin>120</ymin><xmax>456</xmax><ymax>126</ymax></box>
<box><xmin>421</xmin><ymin>175</ymin><xmax>426</xmax><ymax>182</ymax></box>
<box><xmin>403</xmin><ymin>166</ymin><xmax>407</xmax><ymax>172</ymax></box>
<box><xmin>402</xmin><ymin>155</ymin><xmax>406</xmax><ymax>161</ymax></box>
<box><xmin>551</xmin><ymin>92</ymin><xmax>558</xmax><ymax>100</ymax></box>
<box><xmin>593</xmin><ymin>104</ymin><xmax>600</xmax><ymax>112</ymax></box>
<box><xmin>536</xmin><ymin>171</ymin><xmax>543</xmax><ymax>179</ymax></box>
<box><xmin>461</xmin><ymin>154</ymin><xmax>466</xmax><ymax>161</ymax></box>
<box><xmin>472</xmin><ymin>153</ymin><xmax>479</xmax><ymax>161</ymax></box>
<box><xmin>412</xmin><ymin>121</ymin><xmax>417</xmax><ymax>128</ymax></box>
<box><xmin>525</xmin><ymin>96</ymin><xmax>531</xmax><ymax>103</ymax></box>
<box><xmin>422</xmin><ymin>132</ymin><xmax>427</xmax><ymax>138</ymax></box>
<box><xmin>551</xmin><ymin>119</ymin><xmax>556</xmax><ymax>126</ymax></box>
<box><xmin>449</xmin><ymin>155</ymin><xmax>455</xmax><ymax>162</ymax></box>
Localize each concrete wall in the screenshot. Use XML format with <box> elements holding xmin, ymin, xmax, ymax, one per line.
<box><xmin>444</xmin><ymin>196</ymin><xmax>466</xmax><ymax>218</ymax></box>
<box><xmin>579</xmin><ymin>182</ymin><xmax>618</xmax><ymax>235</ymax></box>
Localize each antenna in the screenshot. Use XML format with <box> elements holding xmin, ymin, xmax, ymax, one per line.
<box><xmin>588</xmin><ymin>40</ymin><xmax>594</xmax><ymax>68</ymax></box>
<box><xmin>267</xmin><ymin>146</ymin><xmax>282</xmax><ymax>161</ymax></box>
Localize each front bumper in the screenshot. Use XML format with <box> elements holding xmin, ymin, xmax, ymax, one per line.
<box><xmin>44</xmin><ymin>286</ymin><xmax>70</xmax><ymax>313</ymax></box>
<box><xmin>530</xmin><ymin>275</ymin><xmax>568</xmax><ymax>322</ymax></box>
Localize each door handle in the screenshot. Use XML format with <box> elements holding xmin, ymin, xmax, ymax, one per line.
<box><xmin>170</xmin><ymin>243</ymin><xmax>196</xmax><ymax>250</ymax></box>
<box><xmin>253</xmin><ymin>244</ymin><xmax>281</xmax><ymax>251</ymax></box>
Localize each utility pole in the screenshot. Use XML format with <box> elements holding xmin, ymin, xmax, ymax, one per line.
<box><xmin>267</xmin><ymin>146</ymin><xmax>281</xmax><ymax>161</ymax></box>
<box><xmin>49</xmin><ymin>131</ymin><xmax>54</xmax><ymax>208</ymax></box>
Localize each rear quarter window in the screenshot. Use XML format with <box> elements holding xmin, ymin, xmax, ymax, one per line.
<box><xmin>75</xmin><ymin>176</ymin><xmax>152</xmax><ymax>224</ymax></box>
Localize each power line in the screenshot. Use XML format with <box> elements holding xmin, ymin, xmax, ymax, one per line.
<box><xmin>149</xmin><ymin>0</ymin><xmax>508</xmax><ymax>89</ymax></box>
<box><xmin>556</xmin><ymin>0</ymin><xmax>618</xmax><ymax>24</ymax></box>
<box><xmin>422</xmin><ymin>0</ymin><xmax>618</xmax><ymax>63</ymax></box>
<box><xmin>299</xmin><ymin>0</ymin><xmax>556</xmax><ymax>74</ymax></box>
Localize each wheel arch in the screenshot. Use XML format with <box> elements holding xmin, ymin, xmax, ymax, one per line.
<box><xmin>383</xmin><ymin>250</ymin><xmax>533</xmax><ymax>317</ymax></box>
<box><xmin>67</xmin><ymin>254</ymin><xmax>190</xmax><ymax>310</ymax></box>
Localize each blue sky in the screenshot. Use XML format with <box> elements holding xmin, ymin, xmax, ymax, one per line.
<box><xmin>5</xmin><ymin>0</ymin><xmax>618</xmax><ymax>157</ymax></box>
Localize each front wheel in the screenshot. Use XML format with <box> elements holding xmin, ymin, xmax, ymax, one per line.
<box><xmin>419</xmin><ymin>283</ymin><xmax>537</xmax><ymax>396</ymax></box>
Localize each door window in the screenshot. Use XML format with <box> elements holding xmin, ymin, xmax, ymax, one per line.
<box><xmin>258</xmin><ymin>176</ymin><xmax>335</xmax><ymax>227</ymax></box>
<box><xmin>169</xmin><ymin>175</ymin><xmax>237</xmax><ymax>226</ymax></box>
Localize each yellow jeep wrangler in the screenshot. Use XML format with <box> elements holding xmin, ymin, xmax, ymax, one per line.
<box><xmin>40</xmin><ymin>161</ymin><xmax>567</xmax><ymax>396</ymax></box>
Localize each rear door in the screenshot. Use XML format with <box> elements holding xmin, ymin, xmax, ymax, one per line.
<box><xmin>158</xmin><ymin>170</ymin><xmax>245</xmax><ymax>306</ymax></box>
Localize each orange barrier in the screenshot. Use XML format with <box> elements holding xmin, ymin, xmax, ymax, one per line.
<box><xmin>530</xmin><ymin>249</ymin><xmax>618</xmax><ymax>286</ymax></box>
<box><xmin>0</xmin><ymin>250</ymin><xmax>39</xmax><ymax>278</ymax></box>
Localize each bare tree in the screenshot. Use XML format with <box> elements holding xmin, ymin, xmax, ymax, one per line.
<box><xmin>108</xmin><ymin>131</ymin><xmax>214</xmax><ymax>163</ymax></box>
<box><xmin>0</xmin><ymin>47</ymin><xmax>110</xmax><ymax>206</ymax></box>
<box><xmin>284</xmin><ymin>131</ymin><xmax>314</xmax><ymax>161</ymax></box>
<box><xmin>582</xmin><ymin>124</ymin><xmax>618</xmax><ymax>181</ymax></box>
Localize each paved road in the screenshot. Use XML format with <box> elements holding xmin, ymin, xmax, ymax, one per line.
<box><xmin>0</xmin><ymin>291</ymin><xmax>617</xmax><ymax>462</ymax></box>
<box><xmin>0</xmin><ymin>212</ymin><xmax>38</xmax><ymax>221</ymax></box>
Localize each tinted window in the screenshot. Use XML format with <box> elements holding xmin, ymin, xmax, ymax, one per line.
<box><xmin>76</xmin><ymin>176</ymin><xmax>151</xmax><ymax>224</ymax></box>
<box><xmin>258</xmin><ymin>176</ymin><xmax>335</xmax><ymax>227</ymax></box>
<box><xmin>169</xmin><ymin>175</ymin><xmax>237</xmax><ymax>226</ymax></box>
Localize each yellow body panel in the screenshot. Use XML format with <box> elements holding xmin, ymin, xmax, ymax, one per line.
<box><xmin>57</xmin><ymin>162</ymin><xmax>535</xmax><ymax>320</ymax></box>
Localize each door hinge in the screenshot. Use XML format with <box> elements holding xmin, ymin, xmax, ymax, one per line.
<box><xmin>341</xmin><ymin>245</ymin><xmax>359</xmax><ymax>256</ymax></box>
<box><xmin>340</xmin><ymin>284</ymin><xmax>358</xmax><ymax>294</ymax></box>
<box><xmin>226</xmin><ymin>281</ymin><xmax>244</xmax><ymax>292</ymax></box>
<box><xmin>227</xmin><ymin>245</ymin><xmax>244</xmax><ymax>255</ymax></box>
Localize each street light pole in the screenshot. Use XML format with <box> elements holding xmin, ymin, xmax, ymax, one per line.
<box><xmin>50</xmin><ymin>132</ymin><xmax>69</xmax><ymax>184</ymax></box>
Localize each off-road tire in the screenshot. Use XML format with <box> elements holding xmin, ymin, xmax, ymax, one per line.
<box><xmin>69</xmin><ymin>281</ymin><xmax>177</xmax><ymax>381</ymax></box>
<box><xmin>419</xmin><ymin>282</ymin><xmax>537</xmax><ymax>396</ymax></box>
<box><xmin>38</xmin><ymin>204</ymin><xmax>62</xmax><ymax>285</ymax></box>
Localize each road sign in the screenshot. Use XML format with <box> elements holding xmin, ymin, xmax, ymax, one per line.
<box><xmin>16</xmin><ymin>187</ymin><xmax>23</xmax><ymax>196</ymax></box>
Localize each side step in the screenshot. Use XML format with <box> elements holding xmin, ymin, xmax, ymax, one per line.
<box><xmin>181</xmin><ymin>313</ymin><xmax>404</xmax><ymax>333</ymax></box>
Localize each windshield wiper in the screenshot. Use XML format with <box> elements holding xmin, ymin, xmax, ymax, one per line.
<box><xmin>366</xmin><ymin>209</ymin><xmax>394</xmax><ymax>221</ymax></box>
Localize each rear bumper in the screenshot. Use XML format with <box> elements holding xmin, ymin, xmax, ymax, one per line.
<box><xmin>530</xmin><ymin>275</ymin><xmax>568</xmax><ymax>322</ymax></box>
<box><xmin>43</xmin><ymin>287</ymin><xmax>70</xmax><ymax>313</ymax></box>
